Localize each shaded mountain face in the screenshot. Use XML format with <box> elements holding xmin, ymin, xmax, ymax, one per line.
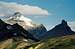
<box><xmin>44</xmin><ymin>20</ymin><xmax>75</xmax><ymax>38</ymax></box>
<box><xmin>28</xmin><ymin>24</ymin><xmax>47</xmax><ymax>40</ymax></box>
<box><xmin>6</xmin><ymin>12</ymin><xmax>47</xmax><ymax>40</ymax></box>
<box><xmin>0</xmin><ymin>19</ymin><xmax>39</xmax><ymax>42</ymax></box>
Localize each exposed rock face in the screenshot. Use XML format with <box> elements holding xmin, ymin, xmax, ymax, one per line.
<box><xmin>28</xmin><ymin>24</ymin><xmax>47</xmax><ymax>40</ymax></box>
<box><xmin>0</xmin><ymin>19</ymin><xmax>39</xmax><ymax>42</ymax></box>
<box><xmin>6</xmin><ymin>12</ymin><xmax>47</xmax><ymax>40</ymax></box>
<box><xmin>44</xmin><ymin>20</ymin><xmax>75</xmax><ymax>38</ymax></box>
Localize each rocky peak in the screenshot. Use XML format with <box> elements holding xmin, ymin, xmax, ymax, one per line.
<box><xmin>14</xmin><ymin>12</ymin><xmax>21</xmax><ymax>15</ymax></box>
<box><xmin>44</xmin><ymin>20</ymin><xmax>75</xmax><ymax>38</ymax></box>
<box><xmin>5</xmin><ymin>12</ymin><xmax>47</xmax><ymax>40</ymax></box>
<box><xmin>13</xmin><ymin>12</ymin><xmax>22</xmax><ymax>18</ymax></box>
<box><xmin>29</xmin><ymin>24</ymin><xmax>47</xmax><ymax>40</ymax></box>
<box><xmin>61</xmin><ymin>20</ymin><xmax>67</xmax><ymax>26</ymax></box>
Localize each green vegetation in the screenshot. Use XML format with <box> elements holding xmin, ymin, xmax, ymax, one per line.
<box><xmin>30</xmin><ymin>35</ymin><xmax>75</xmax><ymax>49</ymax></box>
<box><xmin>6</xmin><ymin>42</ymin><xmax>18</xmax><ymax>49</ymax></box>
<box><xmin>1</xmin><ymin>35</ymin><xmax>75</xmax><ymax>49</ymax></box>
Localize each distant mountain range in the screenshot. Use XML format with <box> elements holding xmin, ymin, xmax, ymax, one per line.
<box><xmin>0</xmin><ymin>12</ymin><xmax>75</xmax><ymax>49</ymax></box>
<box><xmin>0</xmin><ymin>12</ymin><xmax>75</xmax><ymax>42</ymax></box>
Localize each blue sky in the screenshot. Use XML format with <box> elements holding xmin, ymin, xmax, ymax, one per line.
<box><xmin>0</xmin><ymin>0</ymin><xmax>75</xmax><ymax>30</ymax></box>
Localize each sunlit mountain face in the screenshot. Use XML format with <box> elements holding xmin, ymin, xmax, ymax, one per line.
<box><xmin>1</xmin><ymin>12</ymin><xmax>47</xmax><ymax>40</ymax></box>
<box><xmin>5</xmin><ymin>12</ymin><xmax>43</xmax><ymax>29</ymax></box>
<box><xmin>5</xmin><ymin>12</ymin><xmax>34</xmax><ymax>27</ymax></box>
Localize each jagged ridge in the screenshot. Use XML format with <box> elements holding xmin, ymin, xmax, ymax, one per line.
<box><xmin>0</xmin><ymin>19</ymin><xmax>39</xmax><ymax>42</ymax></box>
<box><xmin>43</xmin><ymin>20</ymin><xmax>75</xmax><ymax>38</ymax></box>
<box><xmin>6</xmin><ymin>12</ymin><xmax>47</xmax><ymax>40</ymax></box>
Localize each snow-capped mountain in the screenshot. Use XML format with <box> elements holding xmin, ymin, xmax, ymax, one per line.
<box><xmin>6</xmin><ymin>12</ymin><xmax>34</xmax><ymax>27</ymax></box>
<box><xmin>5</xmin><ymin>12</ymin><xmax>47</xmax><ymax>40</ymax></box>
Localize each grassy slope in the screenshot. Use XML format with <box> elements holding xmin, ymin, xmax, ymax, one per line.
<box><xmin>30</xmin><ymin>35</ymin><xmax>75</xmax><ymax>49</ymax></box>
<box><xmin>0</xmin><ymin>35</ymin><xmax>75</xmax><ymax>49</ymax></box>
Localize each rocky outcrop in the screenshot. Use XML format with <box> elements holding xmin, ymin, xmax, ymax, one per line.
<box><xmin>0</xmin><ymin>19</ymin><xmax>39</xmax><ymax>42</ymax></box>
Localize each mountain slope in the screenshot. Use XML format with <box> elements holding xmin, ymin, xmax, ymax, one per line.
<box><xmin>29</xmin><ymin>35</ymin><xmax>75</xmax><ymax>49</ymax></box>
<box><xmin>6</xmin><ymin>12</ymin><xmax>47</xmax><ymax>40</ymax></box>
<box><xmin>0</xmin><ymin>35</ymin><xmax>75</xmax><ymax>49</ymax></box>
<box><xmin>0</xmin><ymin>19</ymin><xmax>39</xmax><ymax>42</ymax></box>
<box><xmin>44</xmin><ymin>20</ymin><xmax>75</xmax><ymax>38</ymax></box>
